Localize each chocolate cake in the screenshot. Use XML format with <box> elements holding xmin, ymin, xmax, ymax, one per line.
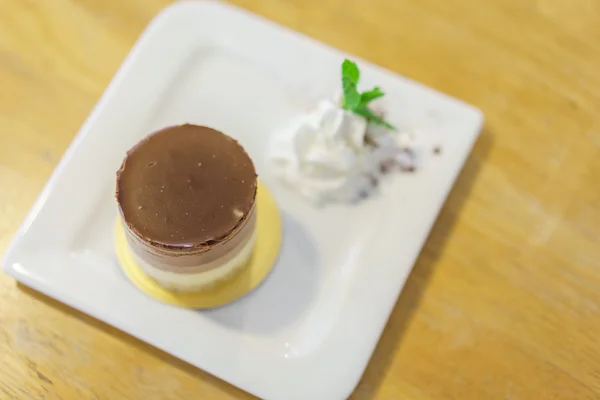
<box><xmin>116</xmin><ymin>124</ymin><xmax>258</xmax><ymax>291</ymax></box>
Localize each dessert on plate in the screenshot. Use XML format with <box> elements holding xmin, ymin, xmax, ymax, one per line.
<box><xmin>271</xmin><ymin>59</ymin><xmax>436</xmax><ymax>204</ymax></box>
<box><xmin>116</xmin><ymin>124</ymin><xmax>258</xmax><ymax>292</ymax></box>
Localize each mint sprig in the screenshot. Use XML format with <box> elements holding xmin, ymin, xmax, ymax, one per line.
<box><xmin>340</xmin><ymin>60</ymin><xmax>395</xmax><ymax>130</ymax></box>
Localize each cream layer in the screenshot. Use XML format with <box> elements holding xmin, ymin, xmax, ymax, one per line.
<box><xmin>129</xmin><ymin>230</ymin><xmax>256</xmax><ymax>292</ymax></box>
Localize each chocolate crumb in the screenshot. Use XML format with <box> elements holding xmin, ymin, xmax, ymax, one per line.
<box><xmin>380</xmin><ymin>160</ymin><xmax>396</xmax><ymax>173</ymax></box>
<box><xmin>364</xmin><ymin>134</ymin><xmax>377</xmax><ymax>147</ymax></box>
<box><xmin>369</xmin><ymin>175</ymin><xmax>379</xmax><ymax>187</ymax></box>
<box><xmin>396</xmin><ymin>149</ymin><xmax>416</xmax><ymax>172</ymax></box>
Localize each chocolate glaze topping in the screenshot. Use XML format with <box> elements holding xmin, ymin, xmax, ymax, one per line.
<box><xmin>116</xmin><ymin>125</ymin><xmax>257</xmax><ymax>249</ymax></box>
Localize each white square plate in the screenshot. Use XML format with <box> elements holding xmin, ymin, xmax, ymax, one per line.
<box><xmin>2</xmin><ymin>1</ymin><xmax>483</xmax><ymax>399</ymax></box>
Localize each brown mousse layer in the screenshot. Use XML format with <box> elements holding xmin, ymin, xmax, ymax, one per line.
<box><xmin>116</xmin><ymin>124</ymin><xmax>257</xmax><ymax>272</ymax></box>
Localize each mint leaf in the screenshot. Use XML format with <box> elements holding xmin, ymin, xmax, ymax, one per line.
<box><xmin>353</xmin><ymin>106</ymin><xmax>396</xmax><ymax>130</ymax></box>
<box><xmin>340</xmin><ymin>59</ymin><xmax>395</xmax><ymax>131</ymax></box>
<box><xmin>360</xmin><ymin>87</ymin><xmax>385</xmax><ymax>106</ymax></box>
<box><xmin>342</xmin><ymin>59</ymin><xmax>360</xmax><ymax>85</ymax></box>
<box><xmin>341</xmin><ymin>59</ymin><xmax>360</xmax><ymax>109</ymax></box>
<box><xmin>342</xmin><ymin>77</ymin><xmax>360</xmax><ymax>109</ymax></box>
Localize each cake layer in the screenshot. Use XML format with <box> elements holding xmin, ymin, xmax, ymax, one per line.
<box><xmin>131</xmin><ymin>230</ymin><xmax>257</xmax><ymax>291</ymax></box>
<box><xmin>124</xmin><ymin>206</ymin><xmax>256</xmax><ymax>272</ymax></box>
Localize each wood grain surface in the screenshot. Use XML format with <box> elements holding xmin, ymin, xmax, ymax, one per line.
<box><xmin>2</xmin><ymin>0</ymin><xmax>600</xmax><ymax>399</ymax></box>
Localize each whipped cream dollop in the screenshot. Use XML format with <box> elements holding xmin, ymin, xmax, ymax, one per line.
<box><xmin>271</xmin><ymin>99</ymin><xmax>419</xmax><ymax>204</ymax></box>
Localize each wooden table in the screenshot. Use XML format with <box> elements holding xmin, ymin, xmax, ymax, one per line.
<box><xmin>2</xmin><ymin>0</ymin><xmax>600</xmax><ymax>398</ymax></box>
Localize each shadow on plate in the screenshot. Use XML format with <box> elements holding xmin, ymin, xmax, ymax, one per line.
<box><xmin>204</xmin><ymin>211</ymin><xmax>321</xmax><ymax>335</ymax></box>
<box><xmin>349</xmin><ymin>128</ymin><xmax>494</xmax><ymax>399</ymax></box>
